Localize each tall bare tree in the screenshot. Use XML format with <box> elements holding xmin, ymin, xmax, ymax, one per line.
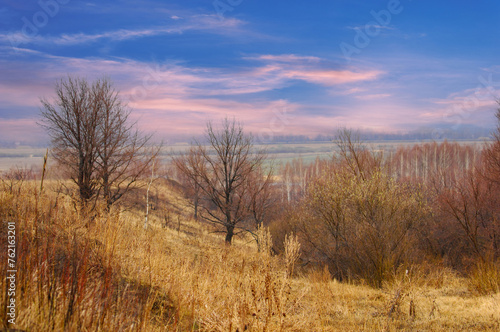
<box><xmin>173</xmin><ymin>119</ymin><xmax>268</xmax><ymax>244</ymax></box>
<box><xmin>245</xmin><ymin>165</ymin><xmax>275</xmax><ymax>229</ymax></box>
<box><xmin>40</xmin><ymin>76</ymin><xmax>158</xmax><ymax>210</ymax></box>
<box><xmin>92</xmin><ymin>79</ymin><xmax>158</xmax><ymax>209</ymax></box>
<box><xmin>40</xmin><ymin>77</ymin><xmax>100</xmax><ymax>207</ymax></box>
<box><xmin>174</xmin><ymin>149</ymin><xmax>204</xmax><ymax>220</ymax></box>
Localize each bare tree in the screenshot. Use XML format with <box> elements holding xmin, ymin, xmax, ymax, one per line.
<box><xmin>40</xmin><ymin>77</ymin><xmax>100</xmax><ymax>207</ymax></box>
<box><xmin>334</xmin><ymin>128</ymin><xmax>381</xmax><ymax>181</ymax></box>
<box><xmin>174</xmin><ymin>149</ymin><xmax>204</xmax><ymax>221</ymax></box>
<box><xmin>40</xmin><ymin>76</ymin><xmax>158</xmax><ymax>210</ymax></box>
<box><xmin>245</xmin><ymin>165</ymin><xmax>275</xmax><ymax>229</ymax></box>
<box><xmin>242</xmin><ymin>164</ymin><xmax>276</xmax><ymax>249</ymax></box>
<box><xmin>0</xmin><ymin>166</ymin><xmax>36</xmax><ymax>195</ymax></box>
<box><xmin>92</xmin><ymin>79</ymin><xmax>158</xmax><ymax>209</ymax></box>
<box><xmin>173</xmin><ymin>119</ymin><xmax>268</xmax><ymax>244</ymax></box>
<box><xmin>301</xmin><ymin>163</ymin><xmax>428</xmax><ymax>287</ymax></box>
<box><xmin>437</xmin><ymin>169</ymin><xmax>497</xmax><ymax>262</ymax></box>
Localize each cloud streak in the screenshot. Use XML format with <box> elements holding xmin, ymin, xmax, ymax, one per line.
<box><xmin>0</xmin><ymin>14</ymin><xmax>246</xmax><ymax>47</ymax></box>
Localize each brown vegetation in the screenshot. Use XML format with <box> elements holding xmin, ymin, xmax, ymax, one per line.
<box><xmin>1</xmin><ymin>166</ymin><xmax>500</xmax><ymax>331</ymax></box>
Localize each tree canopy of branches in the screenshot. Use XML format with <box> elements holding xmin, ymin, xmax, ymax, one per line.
<box><xmin>40</xmin><ymin>76</ymin><xmax>158</xmax><ymax>210</ymax></box>
<box><xmin>334</xmin><ymin>128</ymin><xmax>381</xmax><ymax>180</ymax></box>
<box><xmin>436</xmin><ymin>101</ymin><xmax>500</xmax><ymax>264</ymax></box>
<box><xmin>306</xmin><ymin>131</ymin><xmax>427</xmax><ymax>286</ymax></box>
<box><xmin>269</xmin><ymin>130</ymin><xmax>429</xmax><ymax>287</ymax></box>
<box><xmin>173</xmin><ymin>119</ymin><xmax>271</xmax><ymax>244</ymax></box>
<box><xmin>305</xmin><ymin>168</ymin><xmax>428</xmax><ymax>287</ymax></box>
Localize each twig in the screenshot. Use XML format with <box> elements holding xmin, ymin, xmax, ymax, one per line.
<box><xmin>144</xmin><ymin>158</ymin><xmax>156</xmax><ymax>229</ymax></box>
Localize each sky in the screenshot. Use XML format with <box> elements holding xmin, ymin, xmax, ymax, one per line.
<box><xmin>1</xmin><ymin>0</ymin><xmax>500</xmax><ymax>144</ymax></box>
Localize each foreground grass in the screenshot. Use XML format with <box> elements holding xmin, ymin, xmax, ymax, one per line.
<box><xmin>1</xmin><ymin>180</ymin><xmax>499</xmax><ymax>331</ymax></box>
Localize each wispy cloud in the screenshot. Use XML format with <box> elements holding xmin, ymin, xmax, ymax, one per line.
<box><xmin>425</xmin><ymin>86</ymin><xmax>499</xmax><ymax>126</ymax></box>
<box><xmin>0</xmin><ymin>14</ymin><xmax>246</xmax><ymax>47</ymax></box>
<box><xmin>247</xmin><ymin>54</ymin><xmax>321</xmax><ymax>63</ymax></box>
<box><xmin>355</xmin><ymin>93</ymin><xmax>391</xmax><ymax>100</ymax></box>
<box><xmin>282</xmin><ymin>69</ymin><xmax>382</xmax><ymax>86</ymax></box>
<box><xmin>346</xmin><ymin>25</ymin><xmax>396</xmax><ymax>31</ymax></box>
<box><xmin>245</xmin><ymin>54</ymin><xmax>384</xmax><ymax>87</ymax></box>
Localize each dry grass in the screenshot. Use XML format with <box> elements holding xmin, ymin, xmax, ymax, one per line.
<box><xmin>1</xmin><ymin>178</ymin><xmax>500</xmax><ymax>331</ymax></box>
<box><xmin>468</xmin><ymin>260</ymin><xmax>500</xmax><ymax>295</ymax></box>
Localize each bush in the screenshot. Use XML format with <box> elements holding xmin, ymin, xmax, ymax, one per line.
<box><xmin>294</xmin><ymin>168</ymin><xmax>430</xmax><ymax>287</ymax></box>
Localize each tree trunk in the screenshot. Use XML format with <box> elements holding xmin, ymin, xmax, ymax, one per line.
<box><xmin>193</xmin><ymin>191</ymin><xmax>199</xmax><ymax>220</ymax></box>
<box><xmin>225</xmin><ymin>225</ymin><xmax>235</xmax><ymax>244</ymax></box>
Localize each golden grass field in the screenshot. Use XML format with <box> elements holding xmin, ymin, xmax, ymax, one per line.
<box><xmin>1</xmin><ymin>175</ymin><xmax>499</xmax><ymax>331</ymax></box>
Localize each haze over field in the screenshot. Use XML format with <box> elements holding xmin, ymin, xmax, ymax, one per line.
<box><xmin>1</xmin><ymin>0</ymin><xmax>500</xmax><ymax>145</ymax></box>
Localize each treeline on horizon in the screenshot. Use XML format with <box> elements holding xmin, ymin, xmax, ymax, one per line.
<box><xmin>259</xmin><ymin>125</ymin><xmax>493</xmax><ymax>144</ymax></box>
<box><xmin>0</xmin><ymin>123</ymin><xmax>494</xmax><ymax>149</ymax></box>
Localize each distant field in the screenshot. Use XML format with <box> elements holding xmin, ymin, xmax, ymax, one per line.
<box><xmin>0</xmin><ymin>147</ymin><xmax>48</xmax><ymax>171</ymax></box>
<box><xmin>0</xmin><ymin>139</ymin><xmax>490</xmax><ymax>171</ymax></box>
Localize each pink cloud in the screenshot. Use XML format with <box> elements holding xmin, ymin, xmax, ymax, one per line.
<box><xmin>245</xmin><ymin>54</ymin><xmax>384</xmax><ymax>87</ymax></box>
<box><xmin>130</xmin><ymin>98</ymin><xmax>302</xmax><ymax>136</ymax></box>
<box><xmin>426</xmin><ymin>87</ymin><xmax>499</xmax><ymax>125</ymax></box>
<box><xmin>283</xmin><ymin>69</ymin><xmax>382</xmax><ymax>86</ymax></box>
<box><xmin>0</xmin><ymin>84</ymin><xmax>51</xmax><ymax>106</ymax></box>
<box><xmin>341</xmin><ymin>87</ymin><xmax>366</xmax><ymax>95</ymax></box>
<box><xmin>0</xmin><ymin>118</ymin><xmax>46</xmax><ymax>143</ymax></box>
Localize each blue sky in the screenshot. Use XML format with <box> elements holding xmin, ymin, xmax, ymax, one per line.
<box><xmin>1</xmin><ymin>0</ymin><xmax>499</xmax><ymax>144</ymax></box>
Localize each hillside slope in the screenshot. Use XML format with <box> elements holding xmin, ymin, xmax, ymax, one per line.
<box><xmin>1</xmin><ymin>178</ymin><xmax>499</xmax><ymax>331</ymax></box>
